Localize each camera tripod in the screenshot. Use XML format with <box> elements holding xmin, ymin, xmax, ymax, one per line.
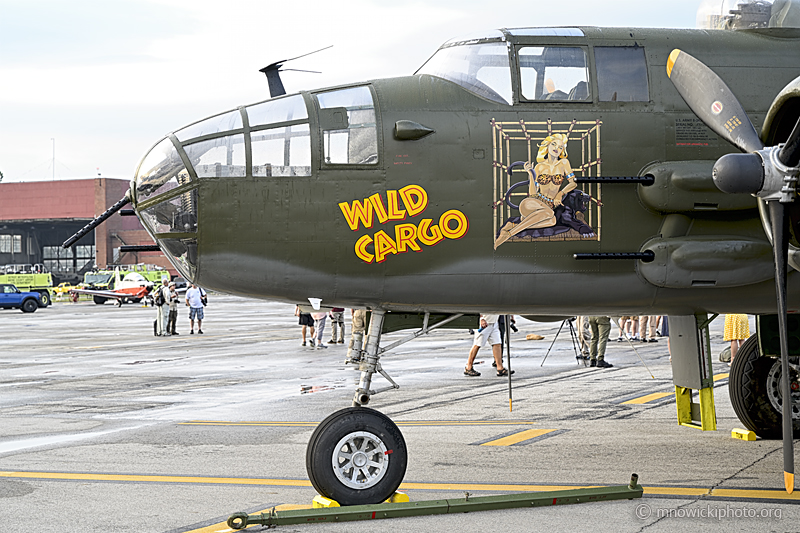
<box><xmin>541</xmin><ymin>317</ymin><xmax>589</xmax><ymax>367</ymax></box>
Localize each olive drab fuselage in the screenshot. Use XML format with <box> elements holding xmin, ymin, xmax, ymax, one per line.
<box><xmin>131</xmin><ymin>26</ymin><xmax>800</xmax><ymax>317</ymax></box>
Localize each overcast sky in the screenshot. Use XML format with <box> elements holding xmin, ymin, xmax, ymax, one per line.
<box><xmin>0</xmin><ymin>0</ymin><xmax>707</xmax><ymax>183</ymax></box>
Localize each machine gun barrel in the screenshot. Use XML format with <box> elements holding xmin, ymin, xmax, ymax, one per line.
<box><xmin>62</xmin><ymin>195</ymin><xmax>130</xmax><ymax>249</ymax></box>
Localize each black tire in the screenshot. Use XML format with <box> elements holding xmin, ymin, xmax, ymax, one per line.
<box><xmin>729</xmin><ymin>334</ymin><xmax>800</xmax><ymax>438</ymax></box>
<box><xmin>93</xmin><ymin>296</ymin><xmax>107</xmax><ymax>305</ymax></box>
<box><xmin>306</xmin><ymin>407</ymin><xmax>407</xmax><ymax>506</ymax></box>
<box><xmin>21</xmin><ymin>299</ymin><xmax>38</xmax><ymax>313</ymax></box>
<box><xmin>37</xmin><ymin>291</ymin><xmax>50</xmax><ymax>308</ymax></box>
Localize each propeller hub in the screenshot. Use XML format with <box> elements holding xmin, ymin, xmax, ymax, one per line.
<box><xmin>712</xmin><ymin>153</ymin><xmax>764</xmax><ymax>195</ymax></box>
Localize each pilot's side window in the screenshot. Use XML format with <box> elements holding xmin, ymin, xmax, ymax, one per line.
<box><xmin>316</xmin><ymin>86</ymin><xmax>378</xmax><ymax>165</ymax></box>
<box><xmin>594</xmin><ymin>46</ymin><xmax>649</xmax><ymax>102</ymax></box>
<box><xmin>519</xmin><ymin>46</ymin><xmax>590</xmax><ymax>101</ymax></box>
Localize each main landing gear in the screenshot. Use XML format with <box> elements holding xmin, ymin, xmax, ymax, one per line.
<box><xmin>304</xmin><ymin>309</ymin><xmax>464</xmax><ymax>505</ymax></box>
<box><xmin>729</xmin><ymin>334</ymin><xmax>800</xmax><ymax>438</ymax></box>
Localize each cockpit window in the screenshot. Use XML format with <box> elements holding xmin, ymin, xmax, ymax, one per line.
<box><xmin>252</xmin><ymin>124</ymin><xmax>311</xmax><ymax>176</ymax></box>
<box><xmin>175</xmin><ymin>110</ymin><xmax>243</xmax><ymax>142</ymax></box>
<box><xmin>184</xmin><ymin>135</ymin><xmax>247</xmax><ymax>178</ymax></box>
<box><xmin>316</xmin><ymin>86</ymin><xmax>378</xmax><ymax>165</ymax></box>
<box><xmin>594</xmin><ymin>46</ymin><xmax>649</xmax><ymax>102</ymax></box>
<box><xmin>416</xmin><ymin>42</ymin><xmax>512</xmax><ymax>105</ymax></box>
<box><xmin>519</xmin><ymin>46</ymin><xmax>590</xmax><ymax>101</ymax></box>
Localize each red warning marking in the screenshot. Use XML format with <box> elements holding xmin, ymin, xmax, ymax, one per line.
<box><xmin>371</xmin><ymin>511</ymin><xmax>376</xmax><ymax>519</ymax></box>
<box><xmin>552</xmin><ymin>498</ymin><xmax>557</xmax><ymax>505</ymax></box>
<box><xmin>385</xmin><ymin>450</ymin><xmax>393</xmax><ymax>455</ymax></box>
<box><xmin>711</xmin><ymin>101</ymin><xmax>723</xmax><ymax>115</ymax></box>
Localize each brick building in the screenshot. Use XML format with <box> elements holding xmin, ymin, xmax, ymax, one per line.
<box><xmin>0</xmin><ymin>178</ymin><xmax>173</xmax><ymax>282</ymax></box>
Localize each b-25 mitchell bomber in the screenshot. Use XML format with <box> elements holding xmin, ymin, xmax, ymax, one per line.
<box><xmin>65</xmin><ymin>0</ymin><xmax>800</xmax><ymax>505</ymax></box>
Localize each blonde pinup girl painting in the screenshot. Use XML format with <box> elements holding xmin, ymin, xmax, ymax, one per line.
<box><xmin>494</xmin><ymin>134</ymin><xmax>595</xmax><ymax>249</ymax></box>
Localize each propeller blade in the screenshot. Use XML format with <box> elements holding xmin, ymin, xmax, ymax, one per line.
<box><xmin>778</xmin><ymin>116</ymin><xmax>800</xmax><ymax>169</ymax></box>
<box><xmin>769</xmin><ymin>200</ymin><xmax>795</xmax><ymax>494</ymax></box>
<box><xmin>666</xmin><ymin>49</ymin><xmax>764</xmax><ymax>153</ymax></box>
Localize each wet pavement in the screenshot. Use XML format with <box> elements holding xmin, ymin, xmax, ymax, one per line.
<box><xmin>0</xmin><ymin>297</ymin><xmax>795</xmax><ymax>532</ymax></box>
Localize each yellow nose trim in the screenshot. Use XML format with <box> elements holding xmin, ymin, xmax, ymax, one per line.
<box><xmin>667</xmin><ymin>49</ymin><xmax>682</xmax><ymax>78</ymax></box>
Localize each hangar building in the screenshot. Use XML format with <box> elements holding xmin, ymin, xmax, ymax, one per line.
<box><xmin>0</xmin><ymin>178</ymin><xmax>173</xmax><ymax>283</ymax></box>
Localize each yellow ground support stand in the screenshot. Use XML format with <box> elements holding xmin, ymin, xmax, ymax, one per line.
<box><xmin>313</xmin><ymin>492</ymin><xmax>410</xmax><ymax>508</ymax></box>
<box><xmin>670</xmin><ymin>314</ymin><xmax>718</xmax><ymax>432</ymax></box>
<box><xmin>732</xmin><ymin>428</ymin><xmax>757</xmax><ymax>441</ymax></box>
<box><xmin>675</xmin><ymin>385</ymin><xmax>717</xmax><ymax>431</ymax></box>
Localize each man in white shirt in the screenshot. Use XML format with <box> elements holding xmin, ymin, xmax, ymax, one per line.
<box><xmin>185</xmin><ymin>283</ymin><xmax>205</xmax><ymax>334</ymax></box>
<box><xmin>464</xmin><ymin>314</ymin><xmax>514</xmax><ymax>377</ymax></box>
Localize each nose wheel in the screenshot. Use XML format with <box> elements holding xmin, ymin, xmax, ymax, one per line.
<box><xmin>306</xmin><ymin>407</ymin><xmax>407</xmax><ymax>506</ymax></box>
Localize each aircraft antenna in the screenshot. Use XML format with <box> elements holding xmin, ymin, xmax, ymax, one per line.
<box><xmin>259</xmin><ymin>45</ymin><xmax>333</xmax><ymax>98</ymax></box>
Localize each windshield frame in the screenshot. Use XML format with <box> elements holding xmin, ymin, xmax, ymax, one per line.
<box><xmin>415</xmin><ymin>39</ymin><xmax>513</xmax><ymax>105</ymax></box>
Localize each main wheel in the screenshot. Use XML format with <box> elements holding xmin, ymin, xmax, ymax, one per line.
<box><xmin>93</xmin><ymin>296</ymin><xmax>107</xmax><ymax>305</ymax></box>
<box><xmin>306</xmin><ymin>407</ymin><xmax>407</xmax><ymax>506</ymax></box>
<box><xmin>729</xmin><ymin>334</ymin><xmax>800</xmax><ymax>438</ymax></box>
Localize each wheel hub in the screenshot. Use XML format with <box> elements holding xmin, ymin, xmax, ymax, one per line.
<box><xmin>766</xmin><ymin>358</ymin><xmax>800</xmax><ymax>419</ymax></box>
<box><xmin>332</xmin><ymin>430</ymin><xmax>388</xmax><ymax>490</ymax></box>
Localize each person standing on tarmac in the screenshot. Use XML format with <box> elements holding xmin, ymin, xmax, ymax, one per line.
<box><xmin>587</xmin><ymin>316</ymin><xmax>613</xmax><ymax>368</ymax></box>
<box><xmin>186</xmin><ymin>283</ymin><xmax>205</xmax><ymax>334</ymax></box>
<box><xmin>155</xmin><ymin>277</ymin><xmax>171</xmax><ymax>336</ymax></box>
<box><xmin>328</xmin><ymin>307</ymin><xmax>345</xmax><ymax>344</ymax></box>
<box><xmin>167</xmin><ymin>282</ymin><xmax>179</xmax><ymax>335</ymax></box>
<box><xmin>464</xmin><ymin>314</ymin><xmax>514</xmax><ymax>377</ymax></box>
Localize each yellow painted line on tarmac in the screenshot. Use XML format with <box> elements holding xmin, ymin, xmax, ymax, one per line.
<box><xmin>8</xmin><ymin>469</ymin><xmax>798</xmax><ymax>502</ymax></box>
<box><xmin>644</xmin><ymin>486</ymin><xmax>710</xmax><ymax>497</ymax></box>
<box><xmin>481</xmin><ymin>429</ymin><xmax>558</xmax><ymax>446</ymax></box>
<box><xmin>180</xmin><ymin>420</ymin><xmax>538</xmax><ymax>428</ymax></box>
<box><xmin>4</xmin><ymin>470</ymin><xmax>800</xmax><ymax>506</ymax></box>
<box><xmin>622</xmin><ymin>373</ymin><xmax>730</xmax><ymax>405</ymax></box>
<box><xmin>0</xmin><ymin>471</ymin><xmax>312</xmax><ymax>487</ymax></box>
<box><xmin>711</xmin><ymin>488</ymin><xmax>800</xmax><ymax>500</ymax></box>
<box><xmin>622</xmin><ymin>392</ymin><xmax>673</xmax><ymax>405</ymax></box>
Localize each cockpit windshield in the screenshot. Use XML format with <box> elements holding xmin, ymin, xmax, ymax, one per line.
<box><xmin>416</xmin><ymin>42</ymin><xmax>512</xmax><ymax>105</ymax></box>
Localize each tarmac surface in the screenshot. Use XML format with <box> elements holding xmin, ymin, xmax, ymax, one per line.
<box><xmin>0</xmin><ymin>296</ymin><xmax>796</xmax><ymax>532</ymax></box>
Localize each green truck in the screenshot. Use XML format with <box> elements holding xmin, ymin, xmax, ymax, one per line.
<box><xmin>0</xmin><ymin>264</ymin><xmax>53</xmax><ymax>307</ymax></box>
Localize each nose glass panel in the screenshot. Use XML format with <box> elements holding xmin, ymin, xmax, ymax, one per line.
<box><xmin>140</xmin><ymin>188</ymin><xmax>198</xmax><ymax>234</ymax></box>
<box><xmin>135</xmin><ymin>138</ymin><xmax>186</xmax><ymax>200</ymax></box>
<box><xmin>175</xmin><ymin>110</ymin><xmax>243</xmax><ymax>142</ymax></box>
<box><xmin>160</xmin><ymin>238</ymin><xmax>197</xmax><ymax>281</ymax></box>
<box><xmin>247</xmin><ymin>94</ymin><xmax>307</xmax><ymax>127</ymax></box>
